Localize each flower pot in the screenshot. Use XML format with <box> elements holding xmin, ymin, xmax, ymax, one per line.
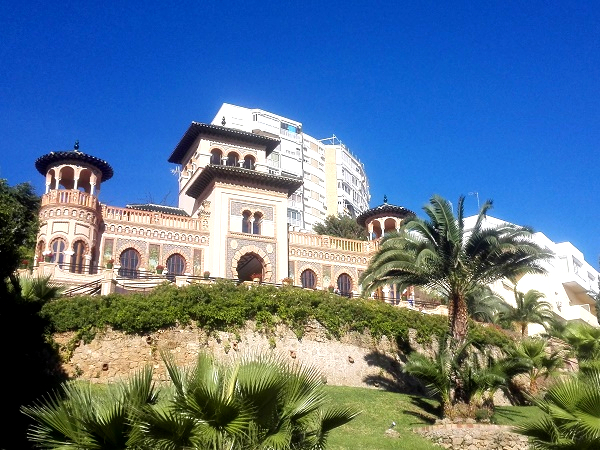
<box><xmin>156</xmin><ymin>269</ymin><xmax>163</xmax><ymax>274</ymax></box>
<box><xmin>44</xmin><ymin>256</ymin><xmax>51</xmax><ymax>262</ymax></box>
<box><xmin>106</xmin><ymin>263</ymin><xmax>113</xmax><ymax>269</ymax></box>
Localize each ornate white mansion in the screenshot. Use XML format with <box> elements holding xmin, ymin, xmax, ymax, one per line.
<box><xmin>30</xmin><ymin>106</ymin><xmax>599</xmax><ymax>328</ymax></box>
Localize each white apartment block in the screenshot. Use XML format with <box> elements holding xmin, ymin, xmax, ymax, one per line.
<box><xmin>465</xmin><ymin>215</ymin><xmax>599</xmax><ymax>330</ymax></box>
<box><xmin>211</xmin><ymin>103</ymin><xmax>371</xmax><ymax>230</ymax></box>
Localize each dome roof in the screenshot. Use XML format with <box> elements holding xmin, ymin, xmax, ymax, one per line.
<box><xmin>356</xmin><ymin>200</ymin><xmax>415</xmax><ymax>227</ymax></box>
<box><xmin>35</xmin><ymin>148</ymin><xmax>113</xmax><ymax>181</ymax></box>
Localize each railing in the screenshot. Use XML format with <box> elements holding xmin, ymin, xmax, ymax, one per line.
<box><xmin>63</xmin><ymin>279</ymin><xmax>102</xmax><ymax>297</ymax></box>
<box><xmin>102</xmin><ymin>205</ymin><xmax>204</xmax><ymax>231</ymax></box>
<box><xmin>42</xmin><ymin>189</ymin><xmax>99</xmax><ymax>209</ymax></box>
<box><xmin>288</xmin><ymin>231</ymin><xmax>379</xmax><ymax>253</ymax></box>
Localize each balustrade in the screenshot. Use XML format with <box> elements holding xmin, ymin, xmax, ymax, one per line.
<box><xmin>288</xmin><ymin>231</ymin><xmax>372</xmax><ymax>253</ymax></box>
<box><xmin>42</xmin><ymin>189</ymin><xmax>98</xmax><ymax>209</ymax></box>
<box><xmin>101</xmin><ymin>205</ymin><xmax>203</xmax><ymax>231</ymax></box>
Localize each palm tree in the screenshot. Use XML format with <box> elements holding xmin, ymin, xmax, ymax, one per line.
<box><xmin>500</xmin><ymin>289</ymin><xmax>554</xmax><ymax>337</ymax></box>
<box><xmin>22</xmin><ymin>366</ymin><xmax>158</xmax><ymax>449</ymax></box>
<box><xmin>507</xmin><ymin>338</ymin><xmax>564</xmax><ymax>395</ymax></box>
<box><xmin>404</xmin><ymin>337</ymin><xmax>529</xmax><ymax>417</ymax></box>
<box><xmin>23</xmin><ymin>353</ymin><xmax>359</xmax><ymax>449</ymax></box>
<box><xmin>516</xmin><ymin>368</ymin><xmax>600</xmax><ymax>449</ymax></box>
<box><xmin>465</xmin><ymin>284</ymin><xmax>508</xmax><ymax>324</ymax></box>
<box><xmin>360</xmin><ymin>195</ymin><xmax>552</xmax><ymax>345</ymax></box>
<box><xmin>560</xmin><ymin>322</ymin><xmax>600</xmax><ymax>362</ymax></box>
<box><xmin>14</xmin><ymin>274</ymin><xmax>65</xmax><ymax>302</ymax></box>
<box><xmin>137</xmin><ymin>352</ymin><xmax>359</xmax><ymax>449</ymax></box>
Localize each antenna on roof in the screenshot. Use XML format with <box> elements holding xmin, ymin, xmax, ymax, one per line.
<box><xmin>468</xmin><ymin>192</ymin><xmax>480</xmax><ymax>210</ymax></box>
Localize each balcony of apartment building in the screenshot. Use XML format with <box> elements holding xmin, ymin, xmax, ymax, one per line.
<box><xmin>559</xmin><ymin>303</ymin><xmax>599</xmax><ymax>327</ymax></box>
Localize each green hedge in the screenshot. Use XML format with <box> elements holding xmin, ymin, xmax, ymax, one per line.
<box><xmin>41</xmin><ymin>281</ymin><xmax>510</xmax><ymax>349</ymax></box>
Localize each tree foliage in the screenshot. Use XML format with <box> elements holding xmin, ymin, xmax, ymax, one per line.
<box><xmin>360</xmin><ymin>195</ymin><xmax>552</xmax><ymax>344</ymax></box>
<box><xmin>500</xmin><ymin>289</ymin><xmax>555</xmax><ymax>337</ymax></box>
<box><xmin>0</xmin><ymin>179</ymin><xmax>39</xmax><ymax>283</ymax></box>
<box><xmin>313</xmin><ymin>214</ymin><xmax>367</xmax><ymax>241</ymax></box>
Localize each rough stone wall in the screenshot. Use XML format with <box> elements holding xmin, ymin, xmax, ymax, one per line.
<box><xmin>415</xmin><ymin>424</ymin><xmax>529</xmax><ymax>450</ymax></box>
<box><xmin>54</xmin><ymin>320</ymin><xmax>402</xmax><ymax>388</ymax></box>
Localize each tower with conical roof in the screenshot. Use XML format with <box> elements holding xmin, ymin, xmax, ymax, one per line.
<box><xmin>34</xmin><ymin>142</ymin><xmax>113</xmax><ymax>272</ymax></box>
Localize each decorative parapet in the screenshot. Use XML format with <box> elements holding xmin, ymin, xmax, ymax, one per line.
<box><xmin>289</xmin><ymin>231</ymin><xmax>379</xmax><ymax>254</ymax></box>
<box><xmin>41</xmin><ymin>189</ymin><xmax>99</xmax><ymax>210</ymax></box>
<box><xmin>102</xmin><ymin>205</ymin><xmax>208</xmax><ymax>231</ymax></box>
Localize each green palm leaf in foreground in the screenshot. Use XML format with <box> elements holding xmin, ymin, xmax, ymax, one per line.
<box><xmin>24</xmin><ymin>353</ymin><xmax>360</xmax><ymax>449</ymax></box>
<box><xmin>516</xmin><ymin>368</ymin><xmax>600</xmax><ymax>450</ymax></box>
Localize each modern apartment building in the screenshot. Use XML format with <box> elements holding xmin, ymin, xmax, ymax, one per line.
<box><xmin>464</xmin><ymin>215</ymin><xmax>600</xmax><ymax>329</ymax></box>
<box><xmin>211</xmin><ymin>104</ymin><xmax>370</xmax><ymax>230</ymax></box>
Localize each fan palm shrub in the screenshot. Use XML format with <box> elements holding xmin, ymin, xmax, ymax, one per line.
<box><xmin>23</xmin><ymin>353</ymin><xmax>359</xmax><ymax>450</ymax></box>
<box><xmin>507</xmin><ymin>338</ymin><xmax>564</xmax><ymax>395</ymax></box>
<box><xmin>360</xmin><ymin>195</ymin><xmax>551</xmax><ymax>345</ymax></box>
<box><xmin>516</xmin><ymin>367</ymin><xmax>600</xmax><ymax>449</ymax></box>
<box><xmin>22</xmin><ymin>366</ymin><xmax>158</xmax><ymax>449</ymax></box>
<box><xmin>403</xmin><ymin>336</ymin><xmax>529</xmax><ymax>418</ymax></box>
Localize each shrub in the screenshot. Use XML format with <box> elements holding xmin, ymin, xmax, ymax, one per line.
<box><xmin>42</xmin><ymin>283</ymin><xmax>510</xmax><ymax>350</ymax></box>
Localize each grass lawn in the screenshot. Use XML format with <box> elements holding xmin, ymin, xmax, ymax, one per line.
<box><xmin>324</xmin><ymin>386</ymin><xmax>543</xmax><ymax>450</ymax></box>
<box><xmin>324</xmin><ymin>386</ymin><xmax>440</xmax><ymax>450</ymax></box>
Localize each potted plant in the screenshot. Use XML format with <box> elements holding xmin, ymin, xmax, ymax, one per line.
<box><xmin>43</xmin><ymin>251</ymin><xmax>53</xmax><ymax>262</ymax></box>
<box><xmin>251</xmin><ymin>273</ymin><xmax>262</xmax><ymax>283</ymax></box>
<box><xmin>328</xmin><ymin>285</ymin><xmax>335</xmax><ymax>293</ymax></box>
<box><xmin>203</xmin><ymin>270</ymin><xmax>210</xmax><ymax>279</ymax></box>
<box><xmin>21</xmin><ymin>259</ymin><xmax>30</xmax><ymax>269</ymax></box>
<box><xmin>156</xmin><ymin>264</ymin><xmax>165</xmax><ymax>275</ymax></box>
<box><xmin>281</xmin><ymin>276</ymin><xmax>293</xmax><ymax>286</ymax></box>
<box><xmin>105</xmin><ymin>258</ymin><xmax>114</xmax><ymax>269</ymax></box>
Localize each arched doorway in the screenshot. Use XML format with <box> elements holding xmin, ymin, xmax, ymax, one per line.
<box><xmin>236</xmin><ymin>252</ymin><xmax>265</xmax><ymax>282</ymax></box>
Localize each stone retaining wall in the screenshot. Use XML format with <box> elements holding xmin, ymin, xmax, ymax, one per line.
<box><xmin>414</xmin><ymin>424</ymin><xmax>529</xmax><ymax>450</ymax></box>
<box><xmin>55</xmin><ymin>321</ymin><xmax>405</xmax><ymax>388</ymax></box>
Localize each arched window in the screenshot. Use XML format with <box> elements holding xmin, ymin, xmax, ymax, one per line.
<box><xmin>166</xmin><ymin>253</ymin><xmax>186</xmax><ymax>279</ymax></box>
<box><xmin>50</xmin><ymin>238</ymin><xmax>67</xmax><ymax>268</ymax></box>
<box><xmin>242</xmin><ymin>210</ymin><xmax>252</xmax><ymax>233</ymax></box>
<box><xmin>70</xmin><ymin>240</ymin><xmax>86</xmax><ymax>274</ymax></box>
<box><xmin>253</xmin><ymin>212</ymin><xmax>262</xmax><ymax>235</ymax></box>
<box><xmin>337</xmin><ymin>273</ymin><xmax>352</xmax><ymax>297</ymax></box>
<box><xmin>119</xmin><ymin>248</ymin><xmax>140</xmax><ymax>278</ymax></box>
<box><xmin>301</xmin><ymin>269</ymin><xmax>316</xmax><ymax>289</ymax></box>
<box><xmin>226</xmin><ymin>152</ymin><xmax>239</xmax><ymax>167</ymax></box>
<box><xmin>210</xmin><ymin>149</ymin><xmax>223</xmax><ymax>165</ymax></box>
<box><xmin>243</xmin><ymin>155</ymin><xmax>255</xmax><ymax>170</ymax></box>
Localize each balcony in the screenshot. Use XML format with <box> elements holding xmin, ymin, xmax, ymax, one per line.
<box><xmin>289</xmin><ymin>231</ymin><xmax>378</xmax><ymax>254</ymax></box>
<box><xmin>560</xmin><ymin>303</ymin><xmax>599</xmax><ymax>327</ymax></box>
<box><xmin>42</xmin><ymin>189</ymin><xmax>99</xmax><ymax>210</ymax></box>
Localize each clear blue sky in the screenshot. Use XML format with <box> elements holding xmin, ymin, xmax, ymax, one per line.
<box><xmin>1</xmin><ymin>1</ymin><xmax>598</xmax><ymax>265</ymax></box>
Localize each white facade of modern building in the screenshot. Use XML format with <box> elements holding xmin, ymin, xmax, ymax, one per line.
<box><xmin>465</xmin><ymin>215</ymin><xmax>599</xmax><ymax>330</ymax></box>
<box><xmin>211</xmin><ymin>103</ymin><xmax>371</xmax><ymax>230</ymax></box>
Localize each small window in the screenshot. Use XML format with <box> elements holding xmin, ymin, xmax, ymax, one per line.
<box><xmin>243</xmin><ymin>155</ymin><xmax>255</xmax><ymax>170</ymax></box>
<box><xmin>337</xmin><ymin>273</ymin><xmax>352</xmax><ymax>296</ymax></box>
<box><xmin>51</xmin><ymin>238</ymin><xmax>67</xmax><ymax>269</ymax></box>
<box><xmin>242</xmin><ymin>210</ymin><xmax>252</xmax><ymax>233</ymax></box>
<box><xmin>253</xmin><ymin>212</ymin><xmax>262</xmax><ymax>235</ymax></box>
<box><xmin>70</xmin><ymin>240</ymin><xmax>86</xmax><ymax>274</ymax></box>
<box><xmin>210</xmin><ymin>149</ymin><xmax>223</xmax><ymax>165</ymax></box>
<box><xmin>301</xmin><ymin>269</ymin><xmax>316</xmax><ymax>289</ymax></box>
<box><xmin>226</xmin><ymin>152</ymin><xmax>239</xmax><ymax>167</ymax></box>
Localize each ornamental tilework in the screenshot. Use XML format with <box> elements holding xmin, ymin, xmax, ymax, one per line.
<box><xmin>230</xmin><ymin>201</ymin><xmax>274</xmax><ymax>220</ymax></box>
